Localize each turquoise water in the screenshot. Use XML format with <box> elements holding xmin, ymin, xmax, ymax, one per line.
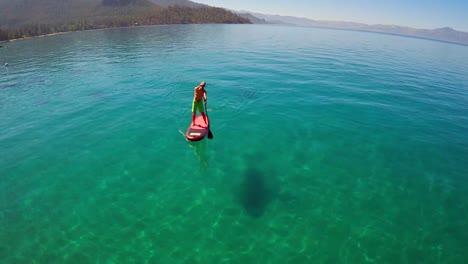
<box><xmin>1</xmin><ymin>24</ymin><xmax>468</xmax><ymax>263</ymax></box>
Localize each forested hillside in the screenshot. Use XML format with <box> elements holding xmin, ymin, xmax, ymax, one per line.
<box><xmin>102</xmin><ymin>0</ymin><xmax>154</xmax><ymax>6</ymax></box>
<box><xmin>0</xmin><ymin>0</ymin><xmax>250</xmax><ymax>41</ymax></box>
<box><xmin>149</xmin><ymin>0</ymin><xmax>206</xmax><ymax>8</ymax></box>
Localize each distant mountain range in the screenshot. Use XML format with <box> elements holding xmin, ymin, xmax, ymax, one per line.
<box><xmin>236</xmin><ymin>11</ymin><xmax>468</xmax><ymax>46</ymax></box>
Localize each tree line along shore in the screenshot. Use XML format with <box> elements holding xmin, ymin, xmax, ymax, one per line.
<box><xmin>0</xmin><ymin>6</ymin><xmax>251</xmax><ymax>42</ymax></box>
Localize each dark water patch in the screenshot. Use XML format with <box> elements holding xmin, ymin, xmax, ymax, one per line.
<box><xmin>239</xmin><ymin>89</ymin><xmax>257</xmax><ymax>99</ymax></box>
<box><xmin>239</xmin><ymin>167</ymin><xmax>275</xmax><ymax>218</ymax></box>
<box><xmin>88</xmin><ymin>91</ymin><xmax>107</xmax><ymax>98</ymax></box>
<box><xmin>0</xmin><ymin>82</ymin><xmax>17</xmax><ymax>90</ymax></box>
<box><xmin>34</xmin><ymin>99</ymin><xmax>50</xmax><ymax>106</ymax></box>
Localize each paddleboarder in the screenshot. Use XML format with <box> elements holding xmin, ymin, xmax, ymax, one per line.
<box><xmin>192</xmin><ymin>81</ymin><xmax>207</xmax><ymax>126</ymax></box>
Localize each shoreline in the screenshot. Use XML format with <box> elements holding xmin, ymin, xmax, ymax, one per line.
<box><xmin>0</xmin><ymin>31</ymin><xmax>71</xmax><ymax>44</ymax></box>
<box><xmin>0</xmin><ymin>24</ymin><xmax>218</xmax><ymax>44</ymax></box>
<box><xmin>0</xmin><ymin>23</ymin><xmax>235</xmax><ymax>44</ymax></box>
<box><xmin>2</xmin><ymin>24</ymin><xmax>468</xmax><ymax>47</ymax></box>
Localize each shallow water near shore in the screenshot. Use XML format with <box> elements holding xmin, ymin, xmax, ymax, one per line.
<box><xmin>1</xmin><ymin>24</ymin><xmax>468</xmax><ymax>263</ymax></box>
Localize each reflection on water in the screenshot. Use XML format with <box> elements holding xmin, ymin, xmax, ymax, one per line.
<box><xmin>189</xmin><ymin>139</ymin><xmax>209</xmax><ymax>175</ymax></box>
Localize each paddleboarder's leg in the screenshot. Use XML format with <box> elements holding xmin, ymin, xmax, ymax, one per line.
<box><xmin>201</xmin><ymin>112</ymin><xmax>207</xmax><ymax>124</ymax></box>
<box><xmin>195</xmin><ymin>101</ymin><xmax>205</xmax><ymax>125</ymax></box>
<box><xmin>191</xmin><ymin>101</ymin><xmax>197</xmax><ymax>125</ymax></box>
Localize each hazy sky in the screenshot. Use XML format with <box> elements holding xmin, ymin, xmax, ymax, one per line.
<box><xmin>193</xmin><ymin>0</ymin><xmax>468</xmax><ymax>31</ymax></box>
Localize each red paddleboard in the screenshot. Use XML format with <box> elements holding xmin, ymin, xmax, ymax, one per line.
<box><xmin>185</xmin><ymin>115</ymin><xmax>210</xmax><ymax>141</ymax></box>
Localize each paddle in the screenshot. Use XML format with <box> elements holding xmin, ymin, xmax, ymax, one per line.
<box><xmin>204</xmin><ymin>101</ymin><xmax>213</xmax><ymax>139</ymax></box>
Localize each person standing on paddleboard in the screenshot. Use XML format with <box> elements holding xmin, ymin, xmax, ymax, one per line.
<box><xmin>192</xmin><ymin>81</ymin><xmax>208</xmax><ymax>126</ymax></box>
